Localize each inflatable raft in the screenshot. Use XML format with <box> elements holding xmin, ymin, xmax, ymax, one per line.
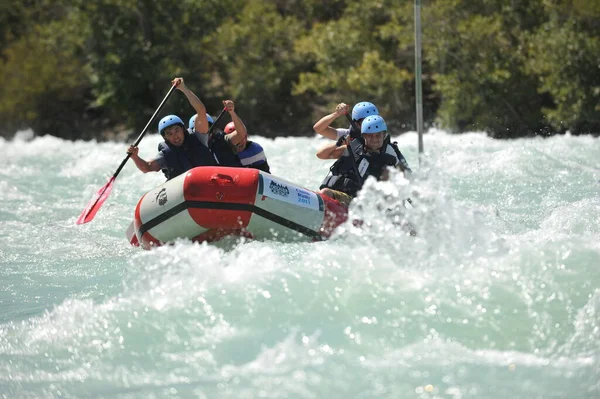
<box><xmin>126</xmin><ymin>166</ymin><xmax>348</xmax><ymax>249</ymax></box>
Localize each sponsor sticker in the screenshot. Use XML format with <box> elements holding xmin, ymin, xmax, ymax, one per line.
<box><xmin>261</xmin><ymin>176</ymin><xmax>320</xmax><ymax>211</ymax></box>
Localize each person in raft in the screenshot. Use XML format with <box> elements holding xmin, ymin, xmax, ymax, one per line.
<box><xmin>206</xmin><ymin>101</ymin><xmax>271</xmax><ymax>174</ymax></box>
<box><xmin>126</xmin><ymin>77</ymin><xmax>216</xmax><ymax>180</ymax></box>
<box><xmin>317</xmin><ymin>115</ymin><xmax>410</xmax><ymax>208</ymax></box>
<box><xmin>314</xmin><ymin>101</ymin><xmax>413</xmax><ymax>174</ymax></box>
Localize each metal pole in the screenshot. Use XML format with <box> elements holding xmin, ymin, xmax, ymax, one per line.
<box><xmin>415</xmin><ymin>0</ymin><xmax>424</xmax><ymax>164</ymax></box>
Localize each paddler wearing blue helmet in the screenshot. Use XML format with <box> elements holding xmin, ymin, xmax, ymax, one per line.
<box><xmin>126</xmin><ymin>77</ymin><xmax>216</xmax><ymax>180</ymax></box>
<box><xmin>313</xmin><ymin>101</ymin><xmax>379</xmax><ymax>144</ymax></box>
<box><xmin>317</xmin><ymin>115</ymin><xmax>410</xmax><ymax>208</ymax></box>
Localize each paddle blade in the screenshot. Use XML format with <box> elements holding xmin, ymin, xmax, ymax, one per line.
<box><xmin>76</xmin><ymin>176</ymin><xmax>116</xmax><ymax>225</ymax></box>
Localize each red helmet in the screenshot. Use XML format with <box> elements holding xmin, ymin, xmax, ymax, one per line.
<box><xmin>224</xmin><ymin>122</ymin><xmax>236</xmax><ymax>134</ymax></box>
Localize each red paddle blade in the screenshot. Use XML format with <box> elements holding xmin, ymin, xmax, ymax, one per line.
<box><xmin>76</xmin><ymin>176</ymin><xmax>116</xmax><ymax>225</ymax></box>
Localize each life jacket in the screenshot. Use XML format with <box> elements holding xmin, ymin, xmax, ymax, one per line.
<box><xmin>338</xmin><ymin>129</ymin><xmax>412</xmax><ymax>173</ymax></box>
<box><xmin>238</xmin><ymin>141</ymin><xmax>271</xmax><ymax>173</ymax></box>
<box><xmin>320</xmin><ymin>138</ymin><xmax>399</xmax><ymax>197</ymax></box>
<box><xmin>157</xmin><ymin>130</ymin><xmax>216</xmax><ymax>181</ymax></box>
<box><xmin>208</xmin><ymin>131</ymin><xmax>243</xmax><ymax>167</ymax></box>
<box><xmin>339</xmin><ymin>125</ymin><xmax>413</xmax><ymax>174</ymax></box>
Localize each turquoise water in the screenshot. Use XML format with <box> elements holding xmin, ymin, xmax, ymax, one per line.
<box><xmin>1</xmin><ymin>130</ymin><xmax>599</xmax><ymax>398</ymax></box>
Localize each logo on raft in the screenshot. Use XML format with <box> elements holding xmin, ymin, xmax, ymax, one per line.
<box><xmin>269</xmin><ymin>181</ymin><xmax>290</xmax><ymax>197</ymax></box>
<box><xmin>155</xmin><ymin>188</ymin><xmax>168</xmax><ymax>206</ymax></box>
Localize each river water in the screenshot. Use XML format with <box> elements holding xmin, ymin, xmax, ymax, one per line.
<box><xmin>1</xmin><ymin>129</ymin><xmax>599</xmax><ymax>398</ymax></box>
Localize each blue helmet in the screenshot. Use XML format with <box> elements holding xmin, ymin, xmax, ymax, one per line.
<box><xmin>158</xmin><ymin>115</ymin><xmax>184</xmax><ymax>135</ymax></box>
<box><xmin>188</xmin><ymin>113</ymin><xmax>214</xmax><ymax>130</ymax></box>
<box><xmin>361</xmin><ymin>115</ymin><xmax>387</xmax><ymax>134</ymax></box>
<box><xmin>352</xmin><ymin>102</ymin><xmax>379</xmax><ymax>121</ymax></box>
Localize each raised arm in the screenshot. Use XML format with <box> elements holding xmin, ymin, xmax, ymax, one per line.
<box><xmin>172</xmin><ymin>77</ymin><xmax>209</xmax><ymax>134</ymax></box>
<box><xmin>223</xmin><ymin>100</ymin><xmax>247</xmax><ymax>146</ymax></box>
<box><xmin>313</xmin><ymin>103</ymin><xmax>349</xmax><ymax>140</ymax></box>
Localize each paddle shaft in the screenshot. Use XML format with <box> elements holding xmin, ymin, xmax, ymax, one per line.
<box><xmin>344</xmin><ymin>113</ymin><xmax>360</xmax><ymax>136</ymax></box>
<box><xmin>208</xmin><ymin>107</ymin><xmax>228</xmax><ymax>134</ymax></box>
<box><xmin>113</xmin><ymin>83</ymin><xmax>178</xmax><ymax>178</ymax></box>
<box><xmin>343</xmin><ymin>113</ymin><xmax>365</xmax><ymax>184</ymax></box>
<box><xmin>77</xmin><ymin>84</ymin><xmax>178</xmax><ymax>224</ymax></box>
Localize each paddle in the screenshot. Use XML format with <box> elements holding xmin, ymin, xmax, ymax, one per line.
<box><xmin>207</xmin><ymin>107</ymin><xmax>228</xmax><ymax>134</ymax></box>
<box><xmin>344</xmin><ymin>113</ymin><xmax>362</xmax><ymax>140</ymax></box>
<box><xmin>339</xmin><ymin>113</ymin><xmax>365</xmax><ymax>186</ymax></box>
<box><xmin>76</xmin><ymin>83</ymin><xmax>178</xmax><ymax>225</ymax></box>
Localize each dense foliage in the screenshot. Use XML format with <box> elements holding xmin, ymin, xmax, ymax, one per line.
<box><xmin>0</xmin><ymin>0</ymin><xmax>598</xmax><ymax>139</ymax></box>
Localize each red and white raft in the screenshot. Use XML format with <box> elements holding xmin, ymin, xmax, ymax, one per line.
<box><xmin>126</xmin><ymin>166</ymin><xmax>348</xmax><ymax>249</ymax></box>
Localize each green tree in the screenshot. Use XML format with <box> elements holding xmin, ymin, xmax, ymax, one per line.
<box><xmin>522</xmin><ymin>1</ymin><xmax>600</xmax><ymax>133</ymax></box>
<box><xmin>75</xmin><ymin>0</ymin><xmax>238</xmax><ymax>134</ymax></box>
<box><xmin>0</xmin><ymin>9</ymin><xmax>92</xmax><ymax>139</ymax></box>
<box><xmin>293</xmin><ymin>0</ymin><xmax>418</xmax><ymax>131</ymax></box>
<box><xmin>424</xmin><ymin>0</ymin><xmax>546</xmax><ymax>137</ymax></box>
<box><xmin>205</xmin><ymin>0</ymin><xmax>310</xmax><ymax>134</ymax></box>
<box><xmin>0</xmin><ymin>0</ymin><xmax>598</xmax><ymax>139</ymax></box>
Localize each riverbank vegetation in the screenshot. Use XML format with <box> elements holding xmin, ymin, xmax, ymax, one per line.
<box><xmin>1</xmin><ymin>0</ymin><xmax>598</xmax><ymax>140</ymax></box>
